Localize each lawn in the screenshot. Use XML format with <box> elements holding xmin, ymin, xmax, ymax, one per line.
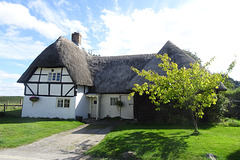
<box><xmin>86</xmin><ymin>122</ymin><xmax>240</xmax><ymax>160</ymax></box>
<box><xmin>0</xmin><ymin>108</ymin><xmax>83</xmax><ymax>149</ymax></box>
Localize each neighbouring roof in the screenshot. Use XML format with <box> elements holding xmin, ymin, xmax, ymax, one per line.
<box><xmin>17</xmin><ymin>36</ymin><xmax>93</xmax><ymax>86</ymax></box>
<box><xmin>126</xmin><ymin>41</ymin><xmax>196</xmax><ymax>90</ymax></box>
<box><xmin>17</xmin><ymin>36</ymin><xmax>227</xmax><ymax>93</ymax></box>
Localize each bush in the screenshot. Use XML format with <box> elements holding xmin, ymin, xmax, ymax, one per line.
<box><xmin>224</xmin><ymin>87</ymin><xmax>240</xmax><ymax>119</ymax></box>
<box><xmin>225</xmin><ymin>87</ymin><xmax>240</xmax><ymax>100</ymax></box>
<box><xmin>200</xmin><ymin>93</ymin><xmax>230</xmax><ymax>123</ymax></box>
<box><xmin>219</xmin><ymin>118</ymin><xmax>240</xmax><ymax>127</ymax></box>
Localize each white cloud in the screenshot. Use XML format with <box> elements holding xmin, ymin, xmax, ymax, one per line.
<box><xmin>0</xmin><ymin>32</ymin><xmax>46</xmax><ymax>60</ymax></box>
<box><xmin>0</xmin><ymin>1</ymin><xmax>91</xmax><ymax>60</ymax></box>
<box><xmin>0</xmin><ymin>82</ymin><xmax>24</xmax><ymax>96</ymax></box>
<box><xmin>53</xmin><ymin>0</ymin><xmax>70</xmax><ymax>8</ymax></box>
<box><xmin>98</xmin><ymin>0</ymin><xmax>240</xmax><ymax>80</ymax></box>
<box><xmin>28</xmin><ymin>0</ymin><xmax>90</xmax><ymax>48</ymax></box>
<box><xmin>0</xmin><ymin>1</ymin><xmax>63</xmax><ymax>39</ymax></box>
<box><xmin>0</xmin><ymin>70</ymin><xmax>20</xmax><ymax>80</ymax></box>
<box><xmin>0</xmin><ymin>70</ymin><xmax>23</xmax><ymax>96</ymax></box>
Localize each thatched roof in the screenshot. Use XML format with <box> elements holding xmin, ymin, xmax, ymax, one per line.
<box><xmin>18</xmin><ymin>36</ymin><xmax>226</xmax><ymax>93</ymax></box>
<box><xmin>88</xmin><ymin>54</ymin><xmax>155</xmax><ymax>93</ymax></box>
<box><xmin>126</xmin><ymin>41</ymin><xmax>196</xmax><ymax>90</ymax></box>
<box><xmin>17</xmin><ymin>36</ymin><xmax>93</xmax><ymax>86</ymax></box>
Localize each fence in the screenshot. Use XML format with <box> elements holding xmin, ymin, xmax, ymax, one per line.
<box><xmin>0</xmin><ymin>99</ymin><xmax>23</xmax><ymax>115</ymax></box>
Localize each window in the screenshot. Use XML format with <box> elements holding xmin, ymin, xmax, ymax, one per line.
<box><xmin>48</xmin><ymin>73</ymin><xmax>52</xmax><ymax>81</ymax></box>
<box><xmin>48</xmin><ymin>72</ymin><xmax>61</xmax><ymax>82</ymax></box>
<box><xmin>110</xmin><ymin>97</ymin><xmax>118</xmax><ymax>105</ymax></box>
<box><xmin>57</xmin><ymin>98</ymin><xmax>70</xmax><ymax>108</ymax></box>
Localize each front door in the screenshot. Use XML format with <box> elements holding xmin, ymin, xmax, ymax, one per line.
<box><xmin>91</xmin><ymin>98</ymin><xmax>97</xmax><ymax>118</ymax></box>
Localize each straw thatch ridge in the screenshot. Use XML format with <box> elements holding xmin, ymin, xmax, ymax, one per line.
<box><xmin>17</xmin><ymin>36</ymin><xmax>93</xmax><ymax>86</ymax></box>
<box><xmin>126</xmin><ymin>41</ymin><xmax>196</xmax><ymax>90</ymax></box>
<box><xmin>88</xmin><ymin>54</ymin><xmax>156</xmax><ymax>93</ymax></box>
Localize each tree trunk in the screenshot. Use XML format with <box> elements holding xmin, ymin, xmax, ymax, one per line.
<box><xmin>190</xmin><ymin>110</ymin><xmax>199</xmax><ymax>135</ymax></box>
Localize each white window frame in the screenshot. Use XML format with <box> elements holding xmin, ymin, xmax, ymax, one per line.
<box><xmin>110</xmin><ymin>97</ymin><xmax>118</xmax><ymax>105</ymax></box>
<box><xmin>48</xmin><ymin>72</ymin><xmax>61</xmax><ymax>82</ymax></box>
<box><xmin>57</xmin><ymin>98</ymin><xmax>70</xmax><ymax>108</ymax></box>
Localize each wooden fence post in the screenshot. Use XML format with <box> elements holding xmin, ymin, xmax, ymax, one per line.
<box><xmin>4</xmin><ymin>104</ymin><xmax>5</xmax><ymax>113</ymax></box>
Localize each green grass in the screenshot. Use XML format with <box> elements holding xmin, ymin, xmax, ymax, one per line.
<box><xmin>0</xmin><ymin>108</ymin><xmax>83</xmax><ymax>149</ymax></box>
<box><xmin>86</xmin><ymin>122</ymin><xmax>240</xmax><ymax>160</ymax></box>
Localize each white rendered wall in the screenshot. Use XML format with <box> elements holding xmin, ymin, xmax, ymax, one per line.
<box><xmin>99</xmin><ymin>94</ymin><xmax>134</xmax><ymax>119</ymax></box>
<box><xmin>22</xmin><ymin>96</ymin><xmax>76</xmax><ymax>119</ymax></box>
<box><xmin>75</xmin><ymin>86</ymin><xmax>90</xmax><ymax>119</ymax></box>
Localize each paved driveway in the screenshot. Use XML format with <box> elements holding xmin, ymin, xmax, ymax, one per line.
<box><xmin>0</xmin><ymin>120</ymin><xmax>120</xmax><ymax>160</ymax></box>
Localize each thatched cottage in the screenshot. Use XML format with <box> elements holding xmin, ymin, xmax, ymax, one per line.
<box><xmin>18</xmin><ymin>32</ymin><xmax>218</xmax><ymax>120</ymax></box>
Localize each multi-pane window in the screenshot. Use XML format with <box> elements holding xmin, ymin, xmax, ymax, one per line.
<box><xmin>110</xmin><ymin>97</ymin><xmax>118</xmax><ymax>105</ymax></box>
<box><xmin>48</xmin><ymin>72</ymin><xmax>61</xmax><ymax>82</ymax></box>
<box><xmin>57</xmin><ymin>98</ymin><xmax>70</xmax><ymax>108</ymax></box>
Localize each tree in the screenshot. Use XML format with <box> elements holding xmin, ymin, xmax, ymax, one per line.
<box><xmin>183</xmin><ymin>50</ymin><xmax>202</xmax><ymax>65</ymax></box>
<box><xmin>129</xmin><ymin>53</ymin><xmax>225</xmax><ymax>134</ymax></box>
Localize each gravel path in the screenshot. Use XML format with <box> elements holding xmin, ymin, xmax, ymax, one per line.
<box><xmin>0</xmin><ymin>120</ymin><xmax>121</xmax><ymax>160</ymax></box>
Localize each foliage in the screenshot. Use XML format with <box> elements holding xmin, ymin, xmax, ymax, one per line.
<box><xmin>183</xmin><ymin>50</ymin><xmax>202</xmax><ymax>65</ymax></box>
<box><xmin>129</xmin><ymin>54</ymin><xmax>225</xmax><ymax>133</ymax></box>
<box><xmin>225</xmin><ymin>86</ymin><xmax>240</xmax><ymax>100</ymax></box>
<box><xmin>115</xmin><ymin>100</ymin><xmax>123</xmax><ymax>107</ymax></box>
<box><xmin>0</xmin><ymin>96</ymin><xmax>23</xmax><ymax>105</ymax></box>
<box><xmin>87</xmin><ymin>123</ymin><xmax>240</xmax><ymax>160</ymax></box>
<box><xmin>219</xmin><ymin>118</ymin><xmax>240</xmax><ymax>127</ymax></box>
<box><xmin>223</xmin><ymin>87</ymin><xmax>240</xmax><ymax>119</ymax></box>
<box><xmin>29</xmin><ymin>96</ymin><xmax>39</xmax><ymax>102</ymax></box>
<box><xmin>223</xmin><ymin>77</ymin><xmax>235</xmax><ymax>89</ymax></box>
<box><xmin>200</xmin><ymin>93</ymin><xmax>231</xmax><ymax>123</ymax></box>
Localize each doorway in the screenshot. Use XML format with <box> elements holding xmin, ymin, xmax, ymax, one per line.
<box><xmin>91</xmin><ymin>98</ymin><xmax>97</xmax><ymax>118</ymax></box>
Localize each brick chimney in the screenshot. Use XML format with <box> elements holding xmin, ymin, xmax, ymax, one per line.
<box><xmin>72</xmin><ymin>32</ymin><xmax>82</xmax><ymax>46</ymax></box>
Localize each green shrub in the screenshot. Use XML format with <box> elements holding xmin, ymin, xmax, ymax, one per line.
<box><xmin>224</xmin><ymin>87</ymin><xmax>240</xmax><ymax>119</ymax></box>
<box><xmin>220</xmin><ymin>118</ymin><xmax>240</xmax><ymax>127</ymax></box>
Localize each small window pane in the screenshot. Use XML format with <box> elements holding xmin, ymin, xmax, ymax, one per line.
<box><xmin>64</xmin><ymin>99</ymin><xmax>70</xmax><ymax>108</ymax></box>
<box><xmin>57</xmin><ymin>99</ymin><xmax>63</xmax><ymax>107</ymax></box>
<box><xmin>52</xmin><ymin>73</ymin><xmax>56</xmax><ymax>81</ymax></box>
<box><xmin>56</xmin><ymin>73</ymin><xmax>61</xmax><ymax>81</ymax></box>
<box><xmin>48</xmin><ymin>73</ymin><xmax>52</xmax><ymax>81</ymax></box>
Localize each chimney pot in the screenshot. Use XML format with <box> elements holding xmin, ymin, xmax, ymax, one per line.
<box><xmin>72</xmin><ymin>32</ymin><xmax>82</xmax><ymax>46</ymax></box>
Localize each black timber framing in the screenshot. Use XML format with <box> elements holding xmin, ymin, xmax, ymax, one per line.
<box><xmin>24</xmin><ymin>67</ymin><xmax>75</xmax><ymax>97</ymax></box>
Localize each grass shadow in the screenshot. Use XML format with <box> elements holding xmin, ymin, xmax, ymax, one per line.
<box><xmin>227</xmin><ymin>149</ymin><xmax>240</xmax><ymax>160</ymax></box>
<box><xmin>0</xmin><ymin>109</ymin><xmax>76</xmax><ymax>124</ymax></box>
<box><xmin>112</xmin><ymin>123</ymin><xmax>214</xmax><ymax>132</ymax></box>
<box><xmin>87</xmin><ymin>130</ymin><xmax>190</xmax><ymax>159</ymax></box>
<box><xmin>0</xmin><ymin>108</ymin><xmax>22</xmax><ymax>117</ymax></box>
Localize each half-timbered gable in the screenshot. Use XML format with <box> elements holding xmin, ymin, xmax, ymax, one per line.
<box><xmin>25</xmin><ymin>67</ymin><xmax>75</xmax><ymax>97</ymax></box>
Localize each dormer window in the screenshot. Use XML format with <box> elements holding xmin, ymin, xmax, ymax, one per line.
<box><xmin>48</xmin><ymin>72</ymin><xmax>61</xmax><ymax>82</ymax></box>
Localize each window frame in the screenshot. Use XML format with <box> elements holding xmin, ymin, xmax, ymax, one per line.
<box><xmin>57</xmin><ymin>98</ymin><xmax>70</xmax><ymax>108</ymax></box>
<box><xmin>110</xmin><ymin>97</ymin><xmax>119</xmax><ymax>106</ymax></box>
<box><xmin>48</xmin><ymin>72</ymin><xmax>61</xmax><ymax>82</ymax></box>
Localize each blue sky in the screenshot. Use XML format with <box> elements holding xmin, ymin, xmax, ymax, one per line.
<box><xmin>0</xmin><ymin>0</ymin><xmax>239</xmax><ymax>96</ymax></box>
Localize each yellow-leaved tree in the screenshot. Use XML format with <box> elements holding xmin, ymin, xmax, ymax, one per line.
<box><xmin>129</xmin><ymin>53</ymin><xmax>232</xmax><ymax>134</ymax></box>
